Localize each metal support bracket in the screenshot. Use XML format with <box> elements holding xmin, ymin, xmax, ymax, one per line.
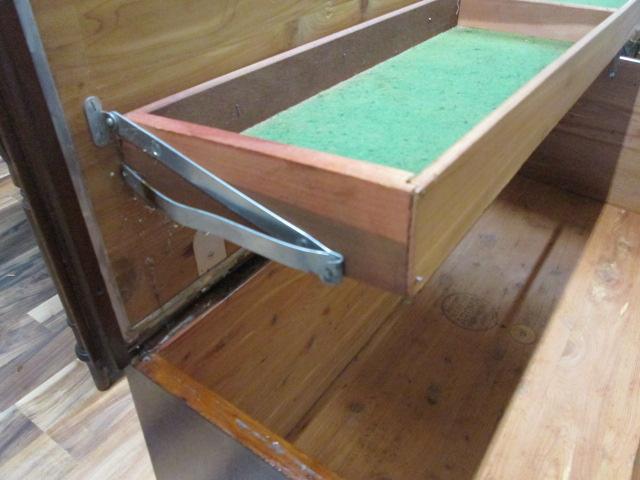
<box><xmin>83</xmin><ymin>96</ymin><xmax>343</xmax><ymax>284</ymax></box>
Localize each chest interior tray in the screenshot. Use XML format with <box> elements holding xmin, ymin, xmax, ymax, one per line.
<box><xmin>133</xmin><ymin>172</ymin><xmax>640</xmax><ymax>479</ymax></box>
<box><xmin>125</xmin><ymin>0</ymin><xmax>637</xmax><ymax>294</ymax></box>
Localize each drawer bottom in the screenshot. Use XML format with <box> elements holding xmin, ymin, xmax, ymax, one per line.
<box><xmin>133</xmin><ymin>174</ymin><xmax>640</xmax><ymax>479</ymax></box>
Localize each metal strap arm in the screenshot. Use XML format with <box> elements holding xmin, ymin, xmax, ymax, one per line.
<box><xmin>84</xmin><ymin>96</ymin><xmax>343</xmax><ymax>284</ymax></box>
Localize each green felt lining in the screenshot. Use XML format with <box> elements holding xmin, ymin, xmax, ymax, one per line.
<box><xmin>245</xmin><ymin>27</ymin><xmax>571</xmax><ymax>174</ymax></box>
<box><xmin>544</xmin><ymin>0</ymin><xmax>626</xmax><ymax>8</ymax></box>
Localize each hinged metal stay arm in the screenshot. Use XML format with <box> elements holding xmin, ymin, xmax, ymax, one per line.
<box><xmin>84</xmin><ymin>96</ymin><xmax>343</xmax><ymax>284</ymax></box>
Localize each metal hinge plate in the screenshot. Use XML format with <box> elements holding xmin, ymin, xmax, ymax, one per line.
<box><xmin>84</xmin><ymin>96</ymin><xmax>343</xmax><ymax>284</ymax></box>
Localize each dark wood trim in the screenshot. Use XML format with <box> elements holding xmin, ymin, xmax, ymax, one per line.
<box><xmin>127</xmin><ymin>366</ymin><xmax>290</xmax><ymax>480</ymax></box>
<box><xmin>0</xmin><ymin>1</ymin><xmax>130</xmax><ymax>389</ymax></box>
<box><xmin>136</xmin><ymin>355</ymin><xmax>338</xmax><ymax>479</ymax></box>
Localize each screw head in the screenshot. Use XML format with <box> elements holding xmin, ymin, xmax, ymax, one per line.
<box><xmin>321</xmin><ymin>266</ymin><xmax>342</xmax><ymax>284</ymax></box>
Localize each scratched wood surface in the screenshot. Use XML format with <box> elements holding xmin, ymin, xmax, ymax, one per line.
<box><xmin>29</xmin><ymin>0</ymin><xmax>423</xmax><ymax>336</ymax></box>
<box><xmin>155</xmin><ymin>175</ymin><xmax>640</xmax><ymax>479</ymax></box>
<box><xmin>0</xmin><ymin>165</ymin><xmax>154</xmax><ymax>479</ymax></box>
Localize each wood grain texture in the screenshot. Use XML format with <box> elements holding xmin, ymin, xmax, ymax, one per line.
<box><xmin>149</xmin><ymin>176</ymin><xmax>640</xmax><ymax>479</ymax></box>
<box><xmin>459</xmin><ymin>0</ymin><xmax>613</xmax><ymax>42</ymax></box>
<box><xmin>0</xmin><ymin>174</ymin><xmax>20</xmax><ymax>215</ymax></box>
<box><xmin>30</xmin><ymin>0</ymin><xmax>425</xmax><ymax>331</ymax></box>
<box><xmin>522</xmin><ymin>57</ymin><xmax>640</xmax><ymax>213</ymax></box>
<box><xmin>27</xmin><ymin>295</ymin><xmax>66</xmax><ymax>334</ymax></box>
<box><xmin>0</xmin><ymin>360</ymin><xmax>155</xmax><ymax>480</ymax></box>
<box><xmin>127</xmin><ymin>111</ymin><xmax>415</xmax><ymax>293</ymax></box>
<box><xmin>137</xmin><ymin>1</ymin><xmax>638</xmax><ymax>296</ymax></box>
<box><xmin>0</xmin><ymin>244</ymin><xmax>58</xmax><ymax>330</ymax></box>
<box><xmin>0</xmin><ymin>203</ymin><xmax>154</xmax><ymax>480</ymax></box>
<box><xmin>0</xmin><ymin>236</ymin><xmax>70</xmax><ymax>404</ymax></box>
<box><xmin>409</xmin><ymin>0</ymin><xmax>640</xmax><ymax>294</ymax></box>
<box><xmin>0</xmin><ymin>3</ymin><xmax>130</xmax><ymax>384</ymax></box>
<box><xmin>0</xmin><ymin>308</ymin><xmax>76</xmax><ymax>413</ymax></box>
<box><xmin>0</xmin><ymin>198</ymin><xmax>77</xmax><ymax>412</ymax></box>
<box><xmin>1</xmin><ymin>368</ymin><xmax>154</xmax><ymax>480</ymax></box>
<box><xmin>476</xmin><ymin>198</ymin><xmax>640</xmax><ymax>480</ymax></box>
<box><xmin>17</xmin><ymin>361</ymin><xmax>154</xmax><ymax>480</ymax></box>
<box><xmin>146</xmin><ymin>0</ymin><xmax>458</xmax><ymax>132</ymax></box>
<box><xmin>158</xmin><ymin>261</ymin><xmax>401</xmax><ymax>436</ymax></box>
<box><xmin>0</xmin><ymin>407</ymin><xmax>74</xmax><ymax>480</ymax></box>
<box><xmin>291</xmin><ymin>177</ymin><xmax>605</xmax><ymax>479</ymax></box>
<box><xmin>0</xmin><ymin>159</ymin><xmax>9</xmax><ymax>181</ymax></box>
<box><xmin>138</xmin><ymin>355</ymin><xmax>339</xmax><ymax>480</ymax></box>
<box><xmin>0</xmin><ymin>204</ymin><xmax>36</xmax><ymax>269</ymax></box>
<box><xmin>0</xmin><ymin>312</ymin><xmax>54</xmax><ymax>377</ymax></box>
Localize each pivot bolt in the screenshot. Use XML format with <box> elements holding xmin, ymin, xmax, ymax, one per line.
<box><xmin>104</xmin><ymin>114</ymin><xmax>116</xmax><ymax>129</ymax></box>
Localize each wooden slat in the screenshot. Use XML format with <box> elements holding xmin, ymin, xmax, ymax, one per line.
<box><xmin>291</xmin><ymin>177</ymin><xmax>609</xmax><ymax>479</ymax></box>
<box><xmin>138</xmin><ymin>355</ymin><xmax>340</xmax><ymax>480</ymax></box>
<box><xmin>30</xmin><ymin>0</ymin><xmax>425</xmax><ymax>332</ymax></box>
<box><xmin>475</xmin><ymin>196</ymin><xmax>640</xmax><ymax>479</ymax></box>
<box><xmin>522</xmin><ymin>57</ymin><xmax>640</xmax><ymax>213</ymax></box>
<box><xmin>145</xmin><ymin>0</ymin><xmax>459</xmax><ymax>132</ymax></box>
<box><xmin>157</xmin><ymin>260</ymin><xmax>401</xmax><ymax>436</ymax></box>
<box><xmin>152</xmin><ymin>176</ymin><xmax>640</xmax><ymax>478</ymax></box>
<box><xmin>409</xmin><ymin>0</ymin><xmax>640</xmax><ymax>294</ymax></box>
<box><xmin>126</xmin><ymin>111</ymin><xmax>415</xmax><ymax>293</ymax></box>
<box><xmin>459</xmin><ymin>0</ymin><xmax>613</xmax><ymax>42</ymax></box>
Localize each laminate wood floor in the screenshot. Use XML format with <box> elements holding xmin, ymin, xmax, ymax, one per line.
<box><xmin>0</xmin><ymin>161</ymin><xmax>155</xmax><ymax>479</ymax></box>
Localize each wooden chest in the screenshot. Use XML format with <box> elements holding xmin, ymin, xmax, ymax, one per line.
<box><xmin>2</xmin><ymin>0</ymin><xmax>640</xmax><ymax>478</ymax></box>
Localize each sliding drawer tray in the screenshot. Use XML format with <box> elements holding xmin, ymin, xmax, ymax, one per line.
<box><xmin>122</xmin><ymin>0</ymin><xmax>639</xmax><ymax>295</ymax></box>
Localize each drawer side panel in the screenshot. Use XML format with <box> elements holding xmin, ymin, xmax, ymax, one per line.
<box><xmin>409</xmin><ymin>0</ymin><xmax>640</xmax><ymax>293</ymax></box>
